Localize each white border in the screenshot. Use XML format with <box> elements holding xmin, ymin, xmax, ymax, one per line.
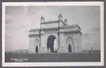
<box><xmin>2</xmin><ymin>2</ymin><xmax>104</xmax><ymax>67</ymax></box>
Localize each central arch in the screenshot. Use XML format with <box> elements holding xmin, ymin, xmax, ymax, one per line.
<box><xmin>47</xmin><ymin>35</ymin><xmax>56</xmax><ymax>52</ymax></box>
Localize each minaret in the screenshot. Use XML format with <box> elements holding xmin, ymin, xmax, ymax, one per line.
<box><xmin>58</xmin><ymin>14</ymin><xmax>67</xmax><ymax>53</ymax></box>
<box><xmin>39</xmin><ymin>16</ymin><xmax>45</xmax><ymax>53</ymax></box>
<box><xmin>58</xmin><ymin>13</ymin><xmax>63</xmax><ymax>21</ymax></box>
<box><xmin>40</xmin><ymin>16</ymin><xmax>45</xmax><ymax>23</ymax></box>
<box><xmin>64</xmin><ymin>19</ymin><xmax>68</xmax><ymax>25</ymax></box>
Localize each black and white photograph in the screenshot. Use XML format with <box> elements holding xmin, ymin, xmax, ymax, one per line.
<box><xmin>2</xmin><ymin>2</ymin><xmax>104</xmax><ymax>67</ymax></box>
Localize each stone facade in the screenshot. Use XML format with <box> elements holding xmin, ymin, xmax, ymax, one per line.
<box><xmin>29</xmin><ymin>14</ymin><xmax>82</xmax><ymax>53</ymax></box>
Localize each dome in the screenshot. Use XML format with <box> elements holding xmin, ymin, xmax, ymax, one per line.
<box><xmin>41</xmin><ymin>16</ymin><xmax>45</xmax><ymax>20</ymax></box>
<box><xmin>58</xmin><ymin>13</ymin><xmax>63</xmax><ymax>17</ymax></box>
<box><xmin>64</xmin><ymin>19</ymin><xmax>68</xmax><ymax>25</ymax></box>
<box><xmin>64</xmin><ymin>19</ymin><xmax>68</xmax><ymax>22</ymax></box>
<box><xmin>41</xmin><ymin>30</ymin><xmax>45</xmax><ymax>34</ymax></box>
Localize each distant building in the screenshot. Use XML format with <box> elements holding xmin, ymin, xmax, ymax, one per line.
<box><xmin>29</xmin><ymin>14</ymin><xmax>82</xmax><ymax>53</ymax></box>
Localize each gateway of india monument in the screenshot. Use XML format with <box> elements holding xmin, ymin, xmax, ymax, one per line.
<box><xmin>29</xmin><ymin>13</ymin><xmax>82</xmax><ymax>53</ymax></box>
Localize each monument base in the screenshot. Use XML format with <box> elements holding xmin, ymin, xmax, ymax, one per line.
<box><xmin>39</xmin><ymin>47</ymin><xmax>46</xmax><ymax>53</ymax></box>
<box><xmin>58</xmin><ymin>46</ymin><xmax>67</xmax><ymax>53</ymax></box>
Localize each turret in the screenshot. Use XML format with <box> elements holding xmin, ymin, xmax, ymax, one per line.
<box><xmin>58</xmin><ymin>13</ymin><xmax>63</xmax><ymax>21</ymax></box>
<box><xmin>41</xmin><ymin>16</ymin><xmax>45</xmax><ymax>23</ymax></box>
<box><xmin>64</xmin><ymin>19</ymin><xmax>68</xmax><ymax>25</ymax></box>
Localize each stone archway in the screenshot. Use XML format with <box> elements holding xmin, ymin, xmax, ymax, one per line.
<box><xmin>66</xmin><ymin>37</ymin><xmax>73</xmax><ymax>52</ymax></box>
<box><xmin>47</xmin><ymin>35</ymin><xmax>56</xmax><ymax>52</ymax></box>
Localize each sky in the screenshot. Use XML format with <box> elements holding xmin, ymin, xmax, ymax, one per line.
<box><xmin>5</xmin><ymin>6</ymin><xmax>100</xmax><ymax>51</ymax></box>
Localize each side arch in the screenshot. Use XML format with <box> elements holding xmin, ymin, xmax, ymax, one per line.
<box><xmin>34</xmin><ymin>39</ymin><xmax>39</xmax><ymax>53</ymax></box>
<box><xmin>66</xmin><ymin>37</ymin><xmax>73</xmax><ymax>52</ymax></box>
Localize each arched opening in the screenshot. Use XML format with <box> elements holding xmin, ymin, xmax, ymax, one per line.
<box><xmin>66</xmin><ymin>37</ymin><xmax>73</xmax><ymax>53</ymax></box>
<box><xmin>35</xmin><ymin>46</ymin><xmax>38</xmax><ymax>53</ymax></box>
<box><xmin>47</xmin><ymin>35</ymin><xmax>56</xmax><ymax>52</ymax></box>
<box><xmin>68</xmin><ymin>44</ymin><xmax>72</xmax><ymax>52</ymax></box>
